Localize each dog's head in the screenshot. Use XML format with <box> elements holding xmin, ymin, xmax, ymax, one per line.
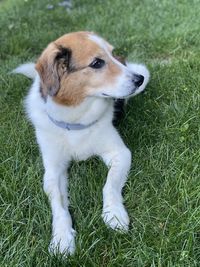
<box><xmin>36</xmin><ymin>31</ymin><xmax>145</xmax><ymax>106</ymax></box>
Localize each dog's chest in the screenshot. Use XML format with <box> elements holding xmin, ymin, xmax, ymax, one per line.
<box><xmin>59</xmin><ymin>128</ymin><xmax>99</xmax><ymax>160</ymax></box>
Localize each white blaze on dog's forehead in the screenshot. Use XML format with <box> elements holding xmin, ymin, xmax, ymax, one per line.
<box><xmin>88</xmin><ymin>34</ymin><xmax>110</xmax><ymax>51</ymax></box>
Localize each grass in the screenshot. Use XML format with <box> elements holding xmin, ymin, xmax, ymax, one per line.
<box><xmin>0</xmin><ymin>0</ymin><xmax>200</xmax><ymax>266</ymax></box>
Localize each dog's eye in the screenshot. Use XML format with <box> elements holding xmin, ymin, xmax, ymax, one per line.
<box><xmin>89</xmin><ymin>58</ymin><xmax>105</xmax><ymax>69</ymax></box>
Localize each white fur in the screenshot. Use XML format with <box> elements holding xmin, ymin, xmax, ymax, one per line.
<box><xmin>12</xmin><ymin>62</ymin><xmax>37</xmax><ymax>79</ymax></box>
<box><xmin>14</xmin><ymin>58</ymin><xmax>149</xmax><ymax>255</ymax></box>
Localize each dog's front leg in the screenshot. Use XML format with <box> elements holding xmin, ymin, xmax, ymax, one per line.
<box><xmin>37</xmin><ymin>132</ymin><xmax>75</xmax><ymax>255</ymax></box>
<box><xmin>43</xmin><ymin>165</ymin><xmax>76</xmax><ymax>255</ymax></box>
<box><xmin>100</xmin><ymin>131</ymin><xmax>132</xmax><ymax>231</ymax></box>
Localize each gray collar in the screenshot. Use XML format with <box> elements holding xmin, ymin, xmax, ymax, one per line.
<box><xmin>47</xmin><ymin>114</ymin><xmax>98</xmax><ymax>131</ymax></box>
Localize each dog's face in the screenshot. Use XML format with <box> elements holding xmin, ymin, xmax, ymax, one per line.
<box><xmin>36</xmin><ymin>31</ymin><xmax>144</xmax><ymax>106</ymax></box>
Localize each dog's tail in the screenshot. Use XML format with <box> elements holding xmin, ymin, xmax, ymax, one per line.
<box><xmin>12</xmin><ymin>63</ymin><xmax>37</xmax><ymax>80</ymax></box>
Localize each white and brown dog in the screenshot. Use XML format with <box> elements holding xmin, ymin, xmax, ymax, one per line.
<box><xmin>14</xmin><ymin>31</ymin><xmax>149</xmax><ymax>255</ymax></box>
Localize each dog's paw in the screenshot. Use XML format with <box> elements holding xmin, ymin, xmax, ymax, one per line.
<box><xmin>49</xmin><ymin>228</ymin><xmax>76</xmax><ymax>256</ymax></box>
<box><xmin>102</xmin><ymin>203</ymin><xmax>129</xmax><ymax>231</ymax></box>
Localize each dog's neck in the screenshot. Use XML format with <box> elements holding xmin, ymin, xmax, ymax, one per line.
<box><xmin>45</xmin><ymin>96</ymin><xmax>113</xmax><ymax>126</ymax></box>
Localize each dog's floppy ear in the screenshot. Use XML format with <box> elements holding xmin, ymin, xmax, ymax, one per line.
<box><xmin>35</xmin><ymin>44</ymin><xmax>71</xmax><ymax>97</ymax></box>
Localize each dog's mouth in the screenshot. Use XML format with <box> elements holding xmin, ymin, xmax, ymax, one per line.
<box><xmin>102</xmin><ymin>88</ymin><xmax>139</xmax><ymax>99</ymax></box>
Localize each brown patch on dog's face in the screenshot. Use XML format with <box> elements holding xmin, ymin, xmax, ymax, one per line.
<box><xmin>36</xmin><ymin>32</ymin><xmax>125</xmax><ymax>106</ymax></box>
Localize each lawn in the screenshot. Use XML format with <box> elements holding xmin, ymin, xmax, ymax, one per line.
<box><xmin>0</xmin><ymin>0</ymin><xmax>200</xmax><ymax>266</ymax></box>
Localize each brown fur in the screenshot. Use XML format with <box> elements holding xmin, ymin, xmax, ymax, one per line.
<box><xmin>36</xmin><ymin>32</ymin><xmax>123</xmax><ymax>106</ymax></box>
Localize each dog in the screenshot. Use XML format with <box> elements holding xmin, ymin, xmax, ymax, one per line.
<box><xmin>13</xmin><ymin>31</ymin><xmax>149</xmax><ymax>255</ymax></box>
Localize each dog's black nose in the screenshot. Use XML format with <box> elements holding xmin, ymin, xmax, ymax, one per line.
<box><xmin>133</xmin><ymin>74</ymin><xmax>144</xmax><ymax>87</ymax></box>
